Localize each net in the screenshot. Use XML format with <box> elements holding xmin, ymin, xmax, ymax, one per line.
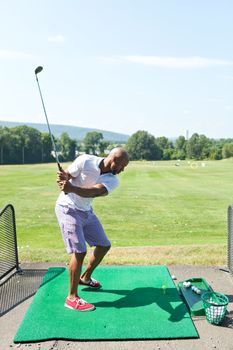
<box><xmin>0</xmin><ymin>204</ymin><xmax>19</xmax><ymax>280</ymax></box>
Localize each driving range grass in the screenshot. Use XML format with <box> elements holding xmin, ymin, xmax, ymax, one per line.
<box><xmin>0</xmin><ymin>159</ymin><xmax>232</xmax><ymax>265</ymax></box>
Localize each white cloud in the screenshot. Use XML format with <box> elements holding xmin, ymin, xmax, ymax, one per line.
<box><xmin>222</xmin><ymin>75</ymin><xmax>233</xmax><ymax>80</ymax></box>
<box><xmin>97</xmin><ymin>56</ymin><xmax>124</xmax><ymax>64</ymax></box>
<box><xmin>206</xmin><ymin>97</ymin><xmax>224</xmax><ymax>103</ymax></box>
<box><xmin>0</xmin><ymin>50</ymin><xmax>33</xmax><ymax>59</ymax></box>
<box><xmin>48</xmin><ymin>35</ymin><xmax>65</xmax><ymax>43</ymax></box>
<box><xmin>99</xmin><ymin>55</ymin><xmax>233</xmax><ymax>69</ymax></box>
<box><xmin>224</xmin><ymin>105</ymin><xmax>233</xmax><ymax>111</ymax></box>
<box><xmin>124</xmin><ymin>56</ymin><xmax>233</xmax><ymax>69</ymax></box>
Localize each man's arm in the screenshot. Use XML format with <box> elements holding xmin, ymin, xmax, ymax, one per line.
<box><xmin>57</xmin><ymin>169</ymin><xmax>108</xmax><ymax>197</ymax></box>
<box><xmin>57</xmin><ymin>180</ymin><xmax>108</xmax><ymax>198</ymax></box>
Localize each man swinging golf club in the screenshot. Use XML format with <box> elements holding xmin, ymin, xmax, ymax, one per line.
<box><xmin>55</xmin><ymin>148</ymin><xmax>129</xmax><ymax>311</ymax></box>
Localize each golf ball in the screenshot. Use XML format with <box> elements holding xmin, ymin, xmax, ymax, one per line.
<box><xmin>190</xmin><ymin>286</ymin><xmax>201</xmax><ymax>294</ymax></box>
<box><xmin>162</xmin><ymin>285</ymin><xmax>167</xmax><ymax>294</ymax></box>
<box><xmin>207</xmin><ymin>305</ymin><xmax>223</xmax><ymax>320</ymax></box>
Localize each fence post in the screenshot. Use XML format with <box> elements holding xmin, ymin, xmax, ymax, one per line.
<box><xmin>228</xmin><ymin>205</ymin><xmax>233</xmax><ymax>274</ymax></box>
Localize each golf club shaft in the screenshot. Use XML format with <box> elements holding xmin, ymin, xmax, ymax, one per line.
<box><xmin>35</xmin><ymin>76</ymin><xmax>62</xmax><ymax>171</ymax></box>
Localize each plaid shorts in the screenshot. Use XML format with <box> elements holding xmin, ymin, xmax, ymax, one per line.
<box><xmin>55</xmin><ymin>204</ymin><xmax>111</xmax><ymax>254</ymax></box>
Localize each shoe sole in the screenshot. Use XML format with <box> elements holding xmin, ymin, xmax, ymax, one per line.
<box><xmin>64</xmin><ymin>303</ymin><xmax>95</xmax><ymax>311</ymax></box>
<box><xmin>80</xmin><ymin>285</ymin><xmax>101</xmax><ymax>289</ymax></box>
<box><xmin>79</xmin><ymin>281</ymin><xmax>102</xmax><ymax>289</ymax></box>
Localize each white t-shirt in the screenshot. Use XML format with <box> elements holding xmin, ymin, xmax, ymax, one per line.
<box><xmin>56</xmin><ymin>154</ymin><xmax>119</xmax><ymax>211</ymax></box>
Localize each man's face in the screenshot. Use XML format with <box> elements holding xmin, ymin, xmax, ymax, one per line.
<box><xmin>110</xmin><ymin>158</ymin><xmax>129</xmax><ymax>175</ymax></box>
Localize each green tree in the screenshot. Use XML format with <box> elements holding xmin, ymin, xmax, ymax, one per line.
<box><xmin>0</xmin><ymin>127</ymin><xmax>10</xmax><ymax>164</ymax></box>
<box><xmin>186</xmin><ymin>133</ymin><xmax>211</xmax><ymax>160</ymax></box>
<box><xmin>172</xmin><ymin>136</ymin><xmax>187</xmax><ymax>159</ymax></box>
<box><xmin>126</xmin><ymin>130</ymin><xmax>162</xmax><ymax>160</ymax></box>
<box><xmin>41</xmin><ymin>132</ymin><xmax>53</xmax><ymax>163</ymax></box>
<box><xmin>155</xmin><ymin>136</ymin><xmax>174</xmax><ymax>160</ymax></box>
<box><xmin>83</xmin><ymin>132</ymin><xmax>103</xmax><ymax>154</ymax></box>
<box><xmin>59</xmin><ymin>132</ymin><xmax>77</xmax><ymax>161</ymax></box>
<box><xmin>209</xmin><ymin>145</ymin><xmax>222</xmax><ymax>160</ymax></box>
<box><xmin>98</xmin><ymin>140</ymin><xmax>110</xmax><ymax>156</ymax></box>
<box><xmin>11</xmin><ymin>126</ymin><xmax>42</xmax><ymax>163</ymax></box>
<box><xmin>222</xmin><ymin>143</ymin><xmax>233</xmax><ymax>158</ymax></box>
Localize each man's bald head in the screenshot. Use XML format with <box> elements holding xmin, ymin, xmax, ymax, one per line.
<box><xmin>104</xmin><ymin>147</ymin><xmax>129</xmax><ymax>175</ymax></box>
<box><xmin>109</xmin><ymin>147</ymin><xmax>129</xmax><ymax>161</ymax></box>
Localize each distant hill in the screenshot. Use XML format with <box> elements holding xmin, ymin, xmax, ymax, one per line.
<box><xmin>0</xmin><ymin>120</ymin><xmax>130</xmax><ymax>143</ymax></box>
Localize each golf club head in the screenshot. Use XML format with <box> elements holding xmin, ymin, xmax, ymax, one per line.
<box><xmin>35</xmin><ymin>66</ymin><xmax>43</xmax><ymax>75</ymax></box>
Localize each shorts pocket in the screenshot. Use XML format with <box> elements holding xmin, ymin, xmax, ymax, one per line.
<box><xmin>65</xmin><ymin>224</ymin><xmax>79</xmax><ymax>243</ymax></box>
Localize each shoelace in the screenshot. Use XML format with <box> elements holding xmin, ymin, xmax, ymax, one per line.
<box><xmin>89</xmin><ymin>279</ymin><xmax>97</xmax><ymax>286</ymax></box>
<box><xmin>76</xmin><ymin>298</ymin><xmax>87</xmax><ymax>306</ymax></box>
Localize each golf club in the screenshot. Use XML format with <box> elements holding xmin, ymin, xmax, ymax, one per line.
<box><xmin>34</xmin><ymin>66</ymin><xmax>62</xmax><ymax>171</ymax></box>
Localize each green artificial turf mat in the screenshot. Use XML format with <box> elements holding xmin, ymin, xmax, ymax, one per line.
<box><xmin>14</xmin><ymin>266</ymin><xmax>198</xmax><ymax>342</ymax></box>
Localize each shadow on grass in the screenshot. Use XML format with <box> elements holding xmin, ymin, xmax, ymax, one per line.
<box><xmin>83</xmin><ymin>287</ymin><xmax>188</xmax><ymax>322</ymax></box>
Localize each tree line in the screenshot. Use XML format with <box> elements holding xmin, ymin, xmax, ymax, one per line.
<box><xmin>0</xmin><ymin>126</ymin><xmax>115</xmax><ymax>164</ymax></box>
<box><xmin>0</xmin><ymin>125</ymin><xmax>233</xmax><ymax>164</ymax></box>
<box><xmin>126</xmin><ymin>130</ymin><xmax>233</xmax><ymax>161</ymax></box>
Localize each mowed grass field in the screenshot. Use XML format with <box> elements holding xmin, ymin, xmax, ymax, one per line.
<box><xmin>0</xmin><ymin>159</ymin><xmax>233</xmax><ymax>265</ymax></box>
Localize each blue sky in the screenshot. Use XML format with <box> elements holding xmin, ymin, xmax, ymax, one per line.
<box><xmin>0</xmin><ymin>0</ymin><xmax>233</xmax><ymax>138</ymax></box>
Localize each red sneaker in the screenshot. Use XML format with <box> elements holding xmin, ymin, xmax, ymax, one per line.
<box><xmin>64</xmin><ymin>297</ymin><xmax>95</xmax><ymax>311</ymax></box>
<box><xmin>79</xmin><ymin>277</ymin><xmax>101</xmax><ymax>289</ymax></box>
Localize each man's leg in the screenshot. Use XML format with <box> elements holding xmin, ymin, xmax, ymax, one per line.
<box><xmin>68</xmin><ymin>252</ymin><xmax>86</xmax><ymax>299</ymax></box>
<box><xmin>81</xmin><ymin>245</ymin><xmax>110</xmax><ymax>282</ymax></box>
<box><xmin>65</xmin><ymin>251</ymin><xmax>95</xmax><ymax>311</ymax></box>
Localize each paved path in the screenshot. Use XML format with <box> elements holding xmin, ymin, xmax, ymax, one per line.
<box><xmin>1</xmin><ymin>264</ymin><xmax>233</xmax><ymax>350</ymax></box>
